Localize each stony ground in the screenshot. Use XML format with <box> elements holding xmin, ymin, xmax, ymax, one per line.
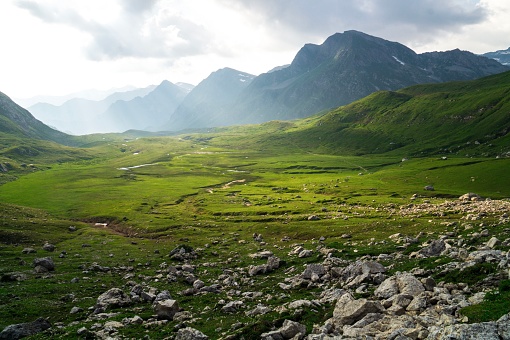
<box><xmin>1</xmin><ymin>194</ymin><xmax>510</xmax><ymax>339</ymax></box>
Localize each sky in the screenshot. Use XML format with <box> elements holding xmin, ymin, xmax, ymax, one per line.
<box><xmin>1</xmin><ymin>0</ymin><xmax>509</xmax><ymax>101</ymax></box>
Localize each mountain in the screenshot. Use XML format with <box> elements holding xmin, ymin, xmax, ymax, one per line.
<box><xmin>0</xmin><ymin>91</ymin><xmax>72</xmax><ymax>145</ymax></box>
<box><xmin>236</xmin><ymin>70</ymin><xmax>510</xmax><ymax>156</ymax></box>
<box><xmin>483</xmin><ymin>47</ymin><xmax>510</xmax><ymax>66</ymax></box>
<box><xmin>225</xmin><ymin>30</ymin><xmax>509</xmax><ymax>125</ymax></box>
<box><xmin>28</xmin><ymin>85</ymin><xmax>157</xmax><ymax>135</ymax></box>
<box><xmin>99</xmin><ymin>80</ymin><xmax>188</xmax><ymax>132</ymax></box>
<box><xmin>163</xmin><ymin>68</ymin><xmax>254</xmax><ymax>131</ymax></box>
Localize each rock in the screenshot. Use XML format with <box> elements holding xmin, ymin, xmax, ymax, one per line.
<box><xmin>95</xmin><ymin>288</ymin><xmax>131</xmax><ymax>311</ymax></box>
<box><xmin>221</xmin><ymin>300</ymin><xmax>243</xmax><ymax>313</ymax></box>
<box><xmin>68</xmin><ymin>226</ymin><xmax>77</xmax><ymax>232</ymax></box>
<box><xmin>249</xmin><ymin>251</ymin><xmax>274</xmax><ymax>259</ymax></box>
<box><xmin>374</xmin><ymin>277</ymin><xmax>399</xmax><ymax>299</ymax></box>
<box><xmin>22</xmin><ymin>248</ymin><xmax>36</xmax><ymax>254</ymax></box>
<box><xmin>32</xmin><ymin>257</ymin><xmax>55</xmax><ymax>272</ymax></box>
<box><xmin>332</xmin><ymin>293</ymin><xmax>385</xmax><ymax>327</ymax></box>
<box><xmin>486</xmin><ymin>237</ymin><xmax>501</xmax><ymax>249</ymax></box>
<box><xmin>424</xmin><ymin>185</ymin><xmax>434</xmax><ymax>191</ymax></box>
<box><xmin>193</xmin><ymin>279</ymin><xmax>205</xmax><ymax>289</ymax></box>
<box><xmin>154</xmin><ymin>299</ymin><xmax>180</xmax><ymax>320</ymax></box>
<box><xmin>70</xmin><ymin>306</ymin><xmax>83</xmax><ymax>314</ymax></box>
<box><xmin>280</xmin><ymin>319</ymin><xmax>306</xmax><ymax>339</ymax></box>
<box><xmin>418</xmin><ymin>240</ymin><xmax>446</xmax><ymax>257</ymax></box>
<box><xmin>396</xmin><ymin>273</ymin><xmax>425</xmax><ymax>297</ymax></box>
<box><xmin>245</xmin><ymin>304</ymin><xmax>272</xmax><ymax>317</ymax></box>
<box><xmin>175</xmin><ymin>327</ymin><xmax>209</xmax><ymax>340</ymax></box>
<box><xmin>42</xmin><ymin>243</ymin><xmax>55</xmax><ymax>252</ymax></box>
<box><xmin>459</xmin><ymin>193</ymin><xmax>481</xmax><ymax>201</ymax></box>
<box><xmin>0</xmin><ymin>318</ymin><xmax>51</xmax><ymax>340</ymax></box>
<box><xmin>308</xmin><ymin>215</ymin><xmax>320</xmax><ymax>221</ymax></box>
<box><xmin>261</xmin><ymin>319</ymin><xmax>306</xmax><ymax>339</ymax></box>
<box><xmin>298</xmin><ymin>249</ymin><xmax>313</xmax><ymax>258</ymax></box>
<box><xmin>427</xmin><ymin>321</ymin><xmax>500</xmax><ymax>339</ymax></box>
<box><xmin>248</xmin><ymin>256</ymin><xmax>280</xmax><ymax>276</ymax></box>
<box><xmin>302</xmin><ymin>264</ymin><xmax>326</xmax><ymax>280</ymax></box>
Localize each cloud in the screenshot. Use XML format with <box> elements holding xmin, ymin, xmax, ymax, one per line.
<box><xmin>15</xmin><ymin>0</ymin><xmax>215</xmax><ymax>61</ymax></box>
<box><xmin>217</xmin><ymin>0</ymin><xmax>488</xmax><ymax>48</ymax></box>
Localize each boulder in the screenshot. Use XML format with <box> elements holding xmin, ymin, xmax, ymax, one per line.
<box><xmin>32</xmin><ymin>257</ymin><xmax>55</xmax><ymax>272</ymax></box>
<box><xmin>154</xmin><ymin>299</ymin><xmax>180</xmax><ymax>320</ymax></box>
<box><xmin>175</xmin><ymin>327</ymin><xmax>209</xmax><ymax>339</ymax></box>
<box><xmin>42</xmin><ymin>243</ymin><xmax>55</xmax><ymax>252</ymax></box>
<box><xmin>0</xmin><ymin>318</ymin><xmax>51</xmax><ymax>340</ymax></box>
<box><xmin>396</xmin><ymin>273</ymin><xmax>425</xmax><ymax>297</ymax></box>
<box><xmin>301</xmin><ymin>264</ymin><xmax>326</xmax><ymax>280</ymax></box>
<box><xmin>374</xmin><ymin>277</ymin><xmax>399</xmax><ymax>299</ymax></box>
<box><xmin>333</xmin><ymin>294</ymin><xmax>385</xmax><ymax>327</ymax></box>
<box><xmin>418</xmin><ymin>240</ymin><xmax>446</xmax><ymax>257</ymax></box>
<box><xmin>96</xmin><ymin>288</ymin><xmax>131</xmax><ymax>311</ymax></box>
<box><xmin>261</xmin><ymin>319</ymin><xmax>306</xmax><ymax>339</ymax></box>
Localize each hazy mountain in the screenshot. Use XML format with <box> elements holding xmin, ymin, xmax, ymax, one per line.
<box><xmin>99</xmin><ymin>80</ymin><xmax>188</xmax><ymax>132</ymax></box>
<box><xmin>234</xmin><ymin>70</ymin><xmax>510</xmax><ymax>157</ymax></box>
<box><xmin>163</xmin><ymin>68</ymin><xmax>254</xmax><ymax>131</ymax></box>
<box><xmin>483</xmin><ymin>47</ymin><xmax>510</xmax><ymax>65</ymax></box>
<box><xmin>226</xmin><ymin>30</ymin><xmax>509</xmax><ymax>125</ymax></box>
<box><xmin>0</xmin><ymin>91</ymin><xmax>72</xmax><ymax>145</ymax></box>
<box><xmin>16</xmin><ymin>85</ymin><xmax>141</xmax><ymax>107</ymax></box>
<box><xmin>28</xmin><ymin>85</ymin><xmax>157</xmax><ymax>135</ymax></box>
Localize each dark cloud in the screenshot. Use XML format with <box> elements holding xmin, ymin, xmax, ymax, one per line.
<box><xmin>218</xmin><ymin>0</ymin><xmax>488</xmax><ymax>47</ymax></box>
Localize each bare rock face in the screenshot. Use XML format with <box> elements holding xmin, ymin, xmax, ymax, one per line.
<box><xmin>332</xmin><ymin>293</ymin><xmax>385</xmax><ymax>327</ymax></box>
<box><xmin>153</xmin><ymin>299</ymin><xmax>180</xmax><ymax>320</ymax></box>
<box><xmin>0</xmin><ymin>318</ymin><xmax>51</xmax><ymax>340</ymax></box>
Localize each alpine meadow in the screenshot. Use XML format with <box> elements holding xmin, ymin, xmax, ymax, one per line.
<box><xmin>1</xmin><ymin>23</ymin><xmax>510</xmax><ymax>340</ymax></box>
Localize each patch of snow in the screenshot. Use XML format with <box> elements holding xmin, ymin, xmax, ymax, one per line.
<box><xmin>392</xmin><ymin>56</ymin><xmax>405</xmax><ymax>66</ymax></box>
<box><xmin>240</xmin><ymin>79</ymin><xmax>246</xmax><ymax>82</ymax></box>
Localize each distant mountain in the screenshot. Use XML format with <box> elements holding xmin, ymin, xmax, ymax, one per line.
<box><xmin>483</xmin><ymin>47</ymin><xmax>510</xmax><ymax>66</ymax></box>
<box><xmin>163</xmin><ymin>68</ymin><xmax>254</xmax><ymax>131</ymax></box>
<box><xmin>28</xmin><ymin>85</ymin><xmax>157</xmax><ymax>135</ymax></box>
<box><xmin>0</xmin><ymin>91</ymin><xmax>72</xmax><ymax>145</ymax></box>
<box><xmin>263</xmin><ymin>70</ymin><xmax>510</xmax><ymax>156</ymax></box>
<box><xmin>226</xmin><ymin>30</ymin><xmax>509</xmax><ymax>125</ymax></box>
<box><xmin>99</xmin><ymin>80</ymin><xmax>188</xmax><ymax>132</ymax></box>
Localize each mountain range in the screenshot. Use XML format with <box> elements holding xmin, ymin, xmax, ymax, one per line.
<box><xmin>483</xmin><ymin>47</ymin><xmax>510</xmax><ymax>66</ymax></box>
<box><xmin>184</xmin><ymin>30</ymin><xmax>508</xmax><ymax>128</ymax></box>
<box><xmin>12</xmin><ymin>30</ymin><xmax>510</xmax><ymax>135</ymax></box>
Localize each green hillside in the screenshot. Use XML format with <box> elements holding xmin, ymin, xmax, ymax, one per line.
<box><xmin>206</xmin><ymin>70</ymin><xmax>510</xmax><ymax>157</ymax></box>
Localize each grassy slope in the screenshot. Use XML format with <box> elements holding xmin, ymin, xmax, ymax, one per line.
<box><xmin>0</xmin><ymin>73</ymin><xmax>510</xmax><ymax>337</ymax></box>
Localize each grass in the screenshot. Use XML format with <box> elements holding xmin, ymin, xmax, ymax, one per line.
<box><xmin>1</xmin><ymin>71</ymin><xmax>510</xmax><ymax>337</ymax></box>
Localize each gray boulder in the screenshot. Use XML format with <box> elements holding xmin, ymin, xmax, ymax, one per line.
<box><xmin>95</xmin><ymin>288</ymin><xmax>131</xmax><ymax>311</ymax></box>
<box><xmin>418</xmin><ymin>240</ymin><xmax>446</xmax><ymax>257</ymax></box>
<box><xmin>33</xmin><ymin>257</ymin><xmax>55</xmax><ymax>272</ymax></box>
<box><xmin>332</xmin><ymin>293</ymin><xmax>385</xmax><ymax>327</ymax></box>
<box><xmin>0</xmin><ymin>318</ymin><xmax>51</xmax><ymax>340</ymax></box>
<box><xmin>153</xmin><ymin>299</ymin><xmax>179</xmax><ymax>320</ymax></box>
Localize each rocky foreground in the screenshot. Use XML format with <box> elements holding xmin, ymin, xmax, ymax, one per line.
<box><xmin>1</xmin><ymin>194</ymin><xmax>510</xmax><ymax>339</ymax></box>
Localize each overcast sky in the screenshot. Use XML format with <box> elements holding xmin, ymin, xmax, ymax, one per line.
<box><xmin>1</xmin><ymin>0</ymin><xmax>509</xmax><ymax>100</ymax></box>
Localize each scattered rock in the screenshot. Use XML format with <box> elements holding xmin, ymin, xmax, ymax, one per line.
<box><xmin>0</xmin><ymin>318</ymin><xmax>51</xmax><ymax>340</ymax></box>
<box><xmin>33</xmin><ymin>257</ymin><xmax>55</xmax><ymax>272</ymax></box>
<box><xmin>175</xmin><ymin>327</ymin><xmax>209</xmax><ymax>339</ymax></box>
